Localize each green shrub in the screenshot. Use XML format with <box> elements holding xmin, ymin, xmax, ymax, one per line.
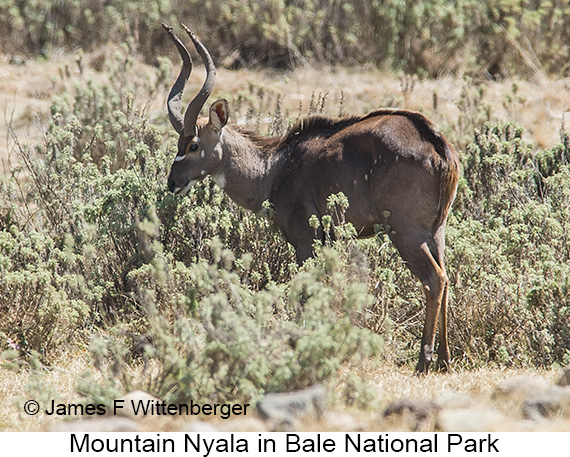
<box><xmin>3</xmin><ymin>27</ymin><xmax>570</xmax><ymax>411</ymax></box>
<box><xmin>1</xmin><ymin>0</ymin><xmax>569</xmax><ymax>76</ymax></box>
<box><xmin>446</xmin><ymin>122</ymin><xmax>570</xmax><ymax>367</ymax></box>
<box><xmin>0</xmin><ymin>227</ymin><xmax>89</xmax><ymax>358</ymax></box>
<box><xmin>78</xmin><ymin>210</ymin><xmax>382</xmax><ymax>404</ymax></box>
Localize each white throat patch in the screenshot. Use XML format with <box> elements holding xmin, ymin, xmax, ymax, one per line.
<box><xmin>175</xmin><ymin>179</ymin><xmax>198</xmax><ymax>195</ymax></box>
<box><xmin>212</xmin><ymin>172</ymin><xmax>226</xmax><ymax>189</ymax></box>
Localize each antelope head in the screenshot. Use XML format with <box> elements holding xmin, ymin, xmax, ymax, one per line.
<box><xmin>162</xmin><ymin>24</ymin><xmax>229</xmax><ymax>195</ymax></box>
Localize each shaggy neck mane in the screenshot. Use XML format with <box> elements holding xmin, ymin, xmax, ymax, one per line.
<box><xmin>238</xmin><ymin>114</ymin><xmax>372</xmax><ymax>153</ymax></box>
<box><xmin>237</xmin><ymin>108</ymin><xmax>442</xmax><ymax>155</ymax></box>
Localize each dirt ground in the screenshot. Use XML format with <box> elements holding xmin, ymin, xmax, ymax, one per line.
<box><xmin>1</xmin><ymin>352</ymin><xmax>568</xmax><ymax>432</ymax></box>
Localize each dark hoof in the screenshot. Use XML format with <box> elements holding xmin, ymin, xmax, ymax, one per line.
<box><xmin>415</xmin><ymin>361</ymin><xmax>431</xmax><ymax>375</ymax></box>
<box><xmin>437</xmin><ymin>358</ymin><xmax>450</xmax><ymax>372</ymax></box>
<box><xmin>416</xmin><ymin>344</ymin><xmax>434</xmax><ymax>374</ymax></box>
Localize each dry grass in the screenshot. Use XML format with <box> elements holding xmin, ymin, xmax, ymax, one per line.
<box><xmin>0</xmin><ymin>351</ymin><xmax>91</xmax><ymax>431</ymax></box>
<box><xmin>1</xmin><ymin>353</ymin><xmax>566</xmax><ymax>432</ymax></box>
<box><xmin>334</xmin><ymin>362</ymin><xmax>568</xmax><ymax>431</ymax></box>
<box><xmin>2</xmin><ymin>51</ymin><xmax>570</xmax><ymax>167</ymax></box>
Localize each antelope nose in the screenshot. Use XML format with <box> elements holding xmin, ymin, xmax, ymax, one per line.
<box><xmin>167</xmin><ymin>175</ymin><xmax>176</xmax><ymax>193</ymax></box>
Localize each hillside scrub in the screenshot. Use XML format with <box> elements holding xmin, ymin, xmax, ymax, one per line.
<box><xmin>1</xmin><ymin>5</ymin><xmax>570</xmax><ymax>407</ymax></box>
<box><xmin>1</xmin><ymin>59</ymin><xmax>384</xmax><ymax>403</ymax></box>
<box><xmin>1</xmin><ymin>0</ymin><xmax>570</xmax><ymax>77</ymax></box>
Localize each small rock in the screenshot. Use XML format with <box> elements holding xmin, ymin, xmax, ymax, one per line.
<box><xmin>383</xmin><ymin>399</ymin><xmax>440</xmax><ymax>431</ymax></box>
<box><xmin>257</xmin><ymin>385</ymin><xmax>326</xmax><ymax>422</ymax></box>
<box><xmin>523</xmin><ymin>386</ymin><xmax>570</xmax><ymax>420</ymax></box>
<box><xmin>49</xmin><ymin>417</ymin><xmax>139</xmax><ymax>432</ymax></box>
<box><xmin>436</xmin><ymin>407</ymin><xmax>506</xmax><ymax>432</ymax></box>
<box><xmin>492</xmin><ymin>376</ymin><xmax>549</xmax><ymax>402</ymax></box>
<box><xmin>113</xmin><ymin>390</ymin><xmax>160</xmax><ymax>419</ymax></box>
<box><xmin>321</xmin><ymin>411</ymin><xmax>362</xmax><ymax>431</ymax></box>
<box><xmin>9</xmin><ymin>55</ymin><xmax>26</xmax><ymax>66</ymax></box>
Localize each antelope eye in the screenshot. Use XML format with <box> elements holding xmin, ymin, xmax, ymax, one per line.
<box><xmin>189</xmin><ymin>143</ymin><xmax>199</xmax><ymax>152</ymax></box>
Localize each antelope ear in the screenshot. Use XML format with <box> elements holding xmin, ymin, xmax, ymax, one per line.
<box><xmin>209</xmin><ymin>99</ymin><xmax>229</xmax><ymax>132</ymax></box>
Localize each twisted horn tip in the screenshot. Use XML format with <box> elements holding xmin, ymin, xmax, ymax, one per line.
<box><xmin>181</xmin><ymin>23</ymin><xmax>198</xmax><ymax>40</ymax></box>
<box><xmin>162</xmin><ymin>23</ymin><xmax>174</xmax><ymax>34</ymax></box>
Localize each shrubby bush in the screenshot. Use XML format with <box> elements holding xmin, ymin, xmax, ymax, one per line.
<box><xmin>447</xmin><ymin>122</ymin><xmax>570</xmax><ymax>367</ymax></box>
<box><xmin>2</xmin><ymin>33</ymin><xmax>570</xmax><ymax>408</ymax></box>
<box><xmin>79</xmin><ymin>220</ymin><xmax>382</xmax><ymax>404</ymax></box>
<box><xmin>1</xmin><ymin>0</ymin><xmax>569</xmax><ymax>76</ymax></box>
<box><xmin>0</xmin><ymin>226</ymin><xmax>90</xmax><ymax>358</ymax></box>
<box><xmin>0</xmin><ymin>55</ymin><xmax>382</xmax><ymax>403</ymax></box>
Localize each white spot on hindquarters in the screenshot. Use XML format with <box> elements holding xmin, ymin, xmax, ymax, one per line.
<box><xmin>353</xmin><ymin>179</ymin><xmax>357</xmax><ymax>185</ymax></box>
<box><xmin>200</xmin><ymin>169</ymin><xmax>206</xmax><ymax>176</ymax></box>
<box><xmin>365</xmin><ymin>174</ymin><xmax>369</xmax><ymax>182</ymax></box>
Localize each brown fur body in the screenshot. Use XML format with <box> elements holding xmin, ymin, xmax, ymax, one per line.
<box><xmin>163</xmin><ymin>25</ymin><xmax>460</xmax><ymax>373</ymax></box>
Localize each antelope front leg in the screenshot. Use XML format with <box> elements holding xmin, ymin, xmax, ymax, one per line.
<box><xmin>277</xmin><ymin>202</ymin><xmax>321</xmax><ymax>265</ymax></box>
